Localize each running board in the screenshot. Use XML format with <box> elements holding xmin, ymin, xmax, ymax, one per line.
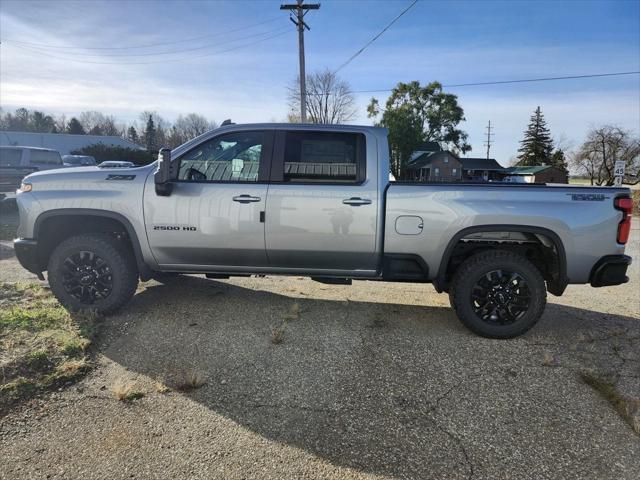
<box><xmin>311</xmin><ymin>277</ymin><xmax>352</xmax><ymax>285</ymax></box>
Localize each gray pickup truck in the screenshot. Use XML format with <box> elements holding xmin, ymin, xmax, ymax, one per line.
<box><xmin>13</xmin><ymin>124</ymin><xmax>633</xmax><ymax>338</ymax></box>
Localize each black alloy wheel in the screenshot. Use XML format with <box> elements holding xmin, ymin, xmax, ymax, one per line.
<box><xmin>61</xmin><ymin>250</ymin><xmax>113</xmax><ymax>304</ymax></box>
<box><xmin>471</xmin><ymin>269</ymin><xmax>531</xmax><ymax>325</ymax></box>
<box><xmin>450</xmin><ymin>250</ymin><xmax>546</xmax><ymax>339</ymax></box>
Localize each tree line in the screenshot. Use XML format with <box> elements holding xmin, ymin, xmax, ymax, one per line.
<box><xmin>0</xmin><ymin>108</ymin><xmax>217</xmax><ymax>150</ymax></box>
<box><xmin>2</xmin><ymin>70</ymin><xmax>638</xmax><ymax>185</ymax></box>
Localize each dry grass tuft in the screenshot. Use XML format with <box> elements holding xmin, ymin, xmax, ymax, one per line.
<box><xmin>581</xmin><ymin>370</ymin><xmax>640</xmax><ymax>435</ymax></box>
<box><xmin>176</xmin><ymin>371</ymin><xmax>205</xmax><ymax>392</ymax></box>
<box><xmin>56</xmin><ymin>358</ymin><xmax>87</xmax><ymax>376</ymax></box>
<box><xmin>154</xmin><ymin>380</ymin><xmax>171</xmax><ymax>394</ymax></box>
<box><xmin>541</xmin><ymin>351</ymin><xmax>556</xmax><ymax>366</ymax></box>
<box><xmin>111</xmin><ymin>378</ymin><xmax>144</xmax><ymax>401</ymax></box>
<box><xmin>283</xmin><ymin>302</ymin><xmax>301</xmax><ymax>320</ymax></box>
<box><xmin>271</xmin><ymin>325</ymin><xmax>285</xmax><ymax>344</ymax></box>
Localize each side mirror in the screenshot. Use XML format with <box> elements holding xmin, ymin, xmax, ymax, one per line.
<box><xmin>154</xmin><ymin>148</ymin><xmax>177</xmax><ymax>196</ymax></box>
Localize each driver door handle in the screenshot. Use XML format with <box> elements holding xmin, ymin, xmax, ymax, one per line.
<box><xmin>233</xmin><ymin>194</ymin><xmax>261</xmax><ymax>204</ymax></box>
<box><xmin>342</xmin><ymin>197</ymin><xmax>372</xmax><ymax>206</ymax></box>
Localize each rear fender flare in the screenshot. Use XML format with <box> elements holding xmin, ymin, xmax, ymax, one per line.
<box><xmin>434</xmin><ymin>224</ymin><xmax>568</xmax><ymax>295</ymax></box>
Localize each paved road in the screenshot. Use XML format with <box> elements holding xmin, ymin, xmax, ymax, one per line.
<box><xmin>0</xmin><ymin>223</ymin><xmax>638</xmax><ymax>480</ymax></box>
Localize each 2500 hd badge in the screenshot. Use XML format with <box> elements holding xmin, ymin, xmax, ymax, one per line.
<box><xmin>153</xmin><ymin>225</ymin><xmax>197</xmax><ymax>231</ymax></box>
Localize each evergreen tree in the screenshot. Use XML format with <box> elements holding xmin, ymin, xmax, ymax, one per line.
<box><xmin>550</xmin><ymin>149</ymin><xmax>569</xmax><ymax>173</ymax></box>
<box><xmin>127</xmin><ymin>126</ymin><xmax>140</xmax><ymax>144</ymax></box>
<box><xmin>143</xmin><ymin>115</ymin><xmax>157</xmax><ymax>151</ymax></box>
<box><xmin>66</xmin><ymin>117</ymin><xmax>86</xmax><ymax>134</ymax></box>
<box><xmin>516</xmin><ymin>106</ymin><xmax>554</xmax><ymax>166</ymax></box>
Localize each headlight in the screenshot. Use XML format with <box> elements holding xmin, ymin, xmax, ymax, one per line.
<box><xmin>19</xmin><ymin>182</ymin><xmax>33</xmax><ymax>192</ymax></box>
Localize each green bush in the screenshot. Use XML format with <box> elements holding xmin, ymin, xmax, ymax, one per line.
<box><xmin>71</xmin><ymin>143</ymin><xmax>155</xmax><ymax>165</ymax></box>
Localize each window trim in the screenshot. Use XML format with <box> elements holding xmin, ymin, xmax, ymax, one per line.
<box><xmin>269</xmin><ymin>130</ymin><xmax>367</xmax><ymax>185</ymax></box>
<box><xmin>174</xmin><ymin>130</ymin><xmax>274</xmax><ymax>184</ymax></box>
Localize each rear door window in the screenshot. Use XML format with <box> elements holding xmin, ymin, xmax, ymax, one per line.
<box><xmin>29</xmin><ymin>150</ymin><xmax>62</xmax><ymax>166</ymax></box>
<box><xmin>0</xmin><ymin>148</ymin><xmax>23</xmax><ymax>167</ymax></box>
<box><xmin>275</xmin><ymin>131</ymin><xmax>365</xmax><ymax>183</ymax></box>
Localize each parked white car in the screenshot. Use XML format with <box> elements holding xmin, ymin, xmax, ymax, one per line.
<box><xmin>98</xmin><ymin>160</ymin><xmax>135</xmax><ymax>168</ymax></box>
<box><xmin>62</xmin><ymin>155</ymin><xmax>97</xmax><ymax>167</ymax></box>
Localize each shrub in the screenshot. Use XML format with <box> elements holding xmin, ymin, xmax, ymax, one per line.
<box><xmin>71</xmin><ymin>143</ymin><xmax>155</xmax><ymax>165</ymax></box>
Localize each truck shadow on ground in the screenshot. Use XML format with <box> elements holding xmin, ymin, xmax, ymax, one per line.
<box><xmin>102</xmin><ymin>275</ymin><xmax>640</xmax><ymax>479</ymax></box>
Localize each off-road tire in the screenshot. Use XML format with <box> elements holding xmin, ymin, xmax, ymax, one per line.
<box><xmin>48</xmin><ymin>234</ymin><xmax>138</xmax><ymax>315</ymax></box>
<box><xmin>450</xmin><ymin>250</ymin><xmax>546</xmax><ymax>339</ymax></box>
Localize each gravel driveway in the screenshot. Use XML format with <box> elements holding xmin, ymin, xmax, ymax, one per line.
<box><xmin>0</xmin><ymin>216</ymin><xmax>638</xmax><ymax>479</ymax></box>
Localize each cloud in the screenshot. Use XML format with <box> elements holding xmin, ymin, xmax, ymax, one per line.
<box><xmin>1</xmin><ymin>2</ymin><xmax>638</xmax><ymax>162</ymax></box>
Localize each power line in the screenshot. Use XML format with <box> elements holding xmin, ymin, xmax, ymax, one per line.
<box><xmin>7</xmin><ymin>29</ymin><xmax>290</xmax><ymax>66</ymax></box>
<box><xmin>3</xmin><ymin>25</ymin><xmax>290</xmax><ymax>58</ymax></box>
<box><xmin>0</xmin><ymin>16</ymin><xmax>283</xmax><ymax>51</ymax></box>
<box><xmin>351</xmin><ymin>71</ymin><xmax>640</xmax><ymax>93</ymax></box>
<box><xmin>333</xmin><ymin>0</ymin><xmax>418</xmax><ymax>74</ymax></box>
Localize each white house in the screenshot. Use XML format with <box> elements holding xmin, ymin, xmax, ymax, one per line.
<box><xmin>0</xmin><ymin>131</ymin><xmax>143</xmax><ymax>155</ymax></box>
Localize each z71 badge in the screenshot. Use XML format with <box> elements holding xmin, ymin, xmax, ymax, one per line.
<box><xmin>153</xmin><ymin>225</ymin><xmax>197</xmax><ymax>231</ymax></box>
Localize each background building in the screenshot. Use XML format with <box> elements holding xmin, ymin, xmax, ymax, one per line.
<box><xmin>0</xmin><ymin>131</ymin><xmax>142</xmax><ymax>155</ymax></box>
<box><xmin>503</xmin><ymin>165</ymin><xmax>569</xmax><ymax>183</ymax></box>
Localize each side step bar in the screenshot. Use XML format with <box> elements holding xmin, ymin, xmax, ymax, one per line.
<box><xmin>311</xmin><ymin>277</ymin><xmax>352</xmax><ymax>285</ymax></box>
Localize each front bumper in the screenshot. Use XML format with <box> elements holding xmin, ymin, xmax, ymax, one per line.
<box><xmin>13</xmin><ymin>239</ymin><xmax>44</xmax><ymax>279</ymax></box>
<box><xmin>590</xmin><ymin>255</ymin><xmax>632</xmax><ymax>287</ymax></box>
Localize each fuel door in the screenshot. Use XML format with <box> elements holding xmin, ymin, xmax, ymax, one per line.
<box><xmin>395</xmin><ymin>215</ymin><xmax>424</xmax><ymax>235</ymax></box>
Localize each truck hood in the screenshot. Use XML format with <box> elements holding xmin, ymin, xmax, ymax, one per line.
<box><xmin>24</xmin><ymin>164</ymin><xmax>155</xmax><ymax>185</ymax></box>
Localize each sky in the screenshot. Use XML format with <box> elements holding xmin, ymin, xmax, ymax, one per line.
<box><xmin>0</xmin><ymin>0</ymin><xmax>639</xmax><ymax>164</ymax></box>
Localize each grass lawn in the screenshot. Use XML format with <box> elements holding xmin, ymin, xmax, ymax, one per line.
<box><xmin>0</xmin><ymin>283</ymin><xmax>97</xmax><ymax>413</ymax></box>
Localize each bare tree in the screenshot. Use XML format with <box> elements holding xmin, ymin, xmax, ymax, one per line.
<box><xmin>174</xmin><ymin>114</ymin><xmax>216</xmax><ymax>141</ymax></box>
<box><xmin>572</xmin><ymin>125</ymin><xmax>640</xmax><ymax>185</ymax></box>
<box><xmin>287</xmin><ymin>69</ymin><xmax>357</xmax><ymax>124</ymax></box>
<box><xmin>79</xmin><ymin>111</ymin><xmax>106</xmax><ymax>134</ymax></box>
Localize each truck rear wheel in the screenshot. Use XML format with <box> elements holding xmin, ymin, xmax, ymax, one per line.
<box><xmin>48</xmin><ymin>234</ymin><xmax>138</xmax><ymax>315</ymax></box>
<box><xmin>450</xmin><ymin>250</ymin><xmax>546</xmax><ymax>338</ymax></box>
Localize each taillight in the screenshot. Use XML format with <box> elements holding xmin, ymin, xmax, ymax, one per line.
<box><xmin>614</xmin><ymin>197</ymin><xmax>633</xmax><ymax>244</ymax></box>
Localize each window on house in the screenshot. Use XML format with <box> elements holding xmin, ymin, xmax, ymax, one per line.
<box><xmin>434</xmin><ymin>167</ymin><xmax>440</xmax><ymax>176</ymax></box>
<box><xmin>452</xmin><ymin>168</ymin><xmax>457</xmax><ymax>175</ymax></box>
<box><xmin>444</xmin><ymin>157</ymin><xmax>449</xmax><ymax>163</ymax></box>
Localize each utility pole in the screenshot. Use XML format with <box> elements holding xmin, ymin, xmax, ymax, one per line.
<box><xmin>484</xmin><ymin>120</ymin><xmax>494</xmax><ymax>159</ymax></box>
<box><xmin>280</xmin><ymin>0</ymin><xmax>320</xmax><ymax>123</ymax></box>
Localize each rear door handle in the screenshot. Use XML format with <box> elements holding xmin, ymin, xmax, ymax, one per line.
<box><xmin>343</xmin><ymin>197</ymin><xmax>372</xmax><ymax>206</ymax></box>
<box><xmin>233</xmin><ymin>194</ymin><xmax>261</xmax><ymax>204</ymax></box>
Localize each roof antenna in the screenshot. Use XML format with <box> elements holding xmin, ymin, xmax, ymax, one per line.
<box><xmin>221</xmin><ymin>119</ymin><xmax>234</xmax><ymax>126</ymax></box>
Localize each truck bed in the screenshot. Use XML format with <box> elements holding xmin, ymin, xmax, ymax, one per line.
<box><xmin>384</xmin><ymin>182</ymin><xmax>629</xmax><ymax>284</ymax></box>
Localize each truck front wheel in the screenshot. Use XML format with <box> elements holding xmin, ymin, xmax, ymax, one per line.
<box><xmin>48</xmin><ymin>234</ymin><xmax>139</xmax><ymax>315</ymax></box>
<box><xmin>450</xmin><ymin>250</ymin><xmax>546</xmax><ymax>338</ymax></box>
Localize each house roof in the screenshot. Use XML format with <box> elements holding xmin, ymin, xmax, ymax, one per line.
<box><xmin>505</xmin><ymin>165</ymin><xmax>553</xmax><ymax>175</ymax></box>
<box><xmin>0</xmin><ymin>131</ymin><xmax>143</xmax><ymax>156</ymax></box>
<box><xmin>459</xmin><ymin>157</ymin><xmax>504</xmax><ymax>171</ymax></box>
<box><xmin>407</xmin><ymin>151</ymin><xmax>459</xmax><ymax>169</ymax></box>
